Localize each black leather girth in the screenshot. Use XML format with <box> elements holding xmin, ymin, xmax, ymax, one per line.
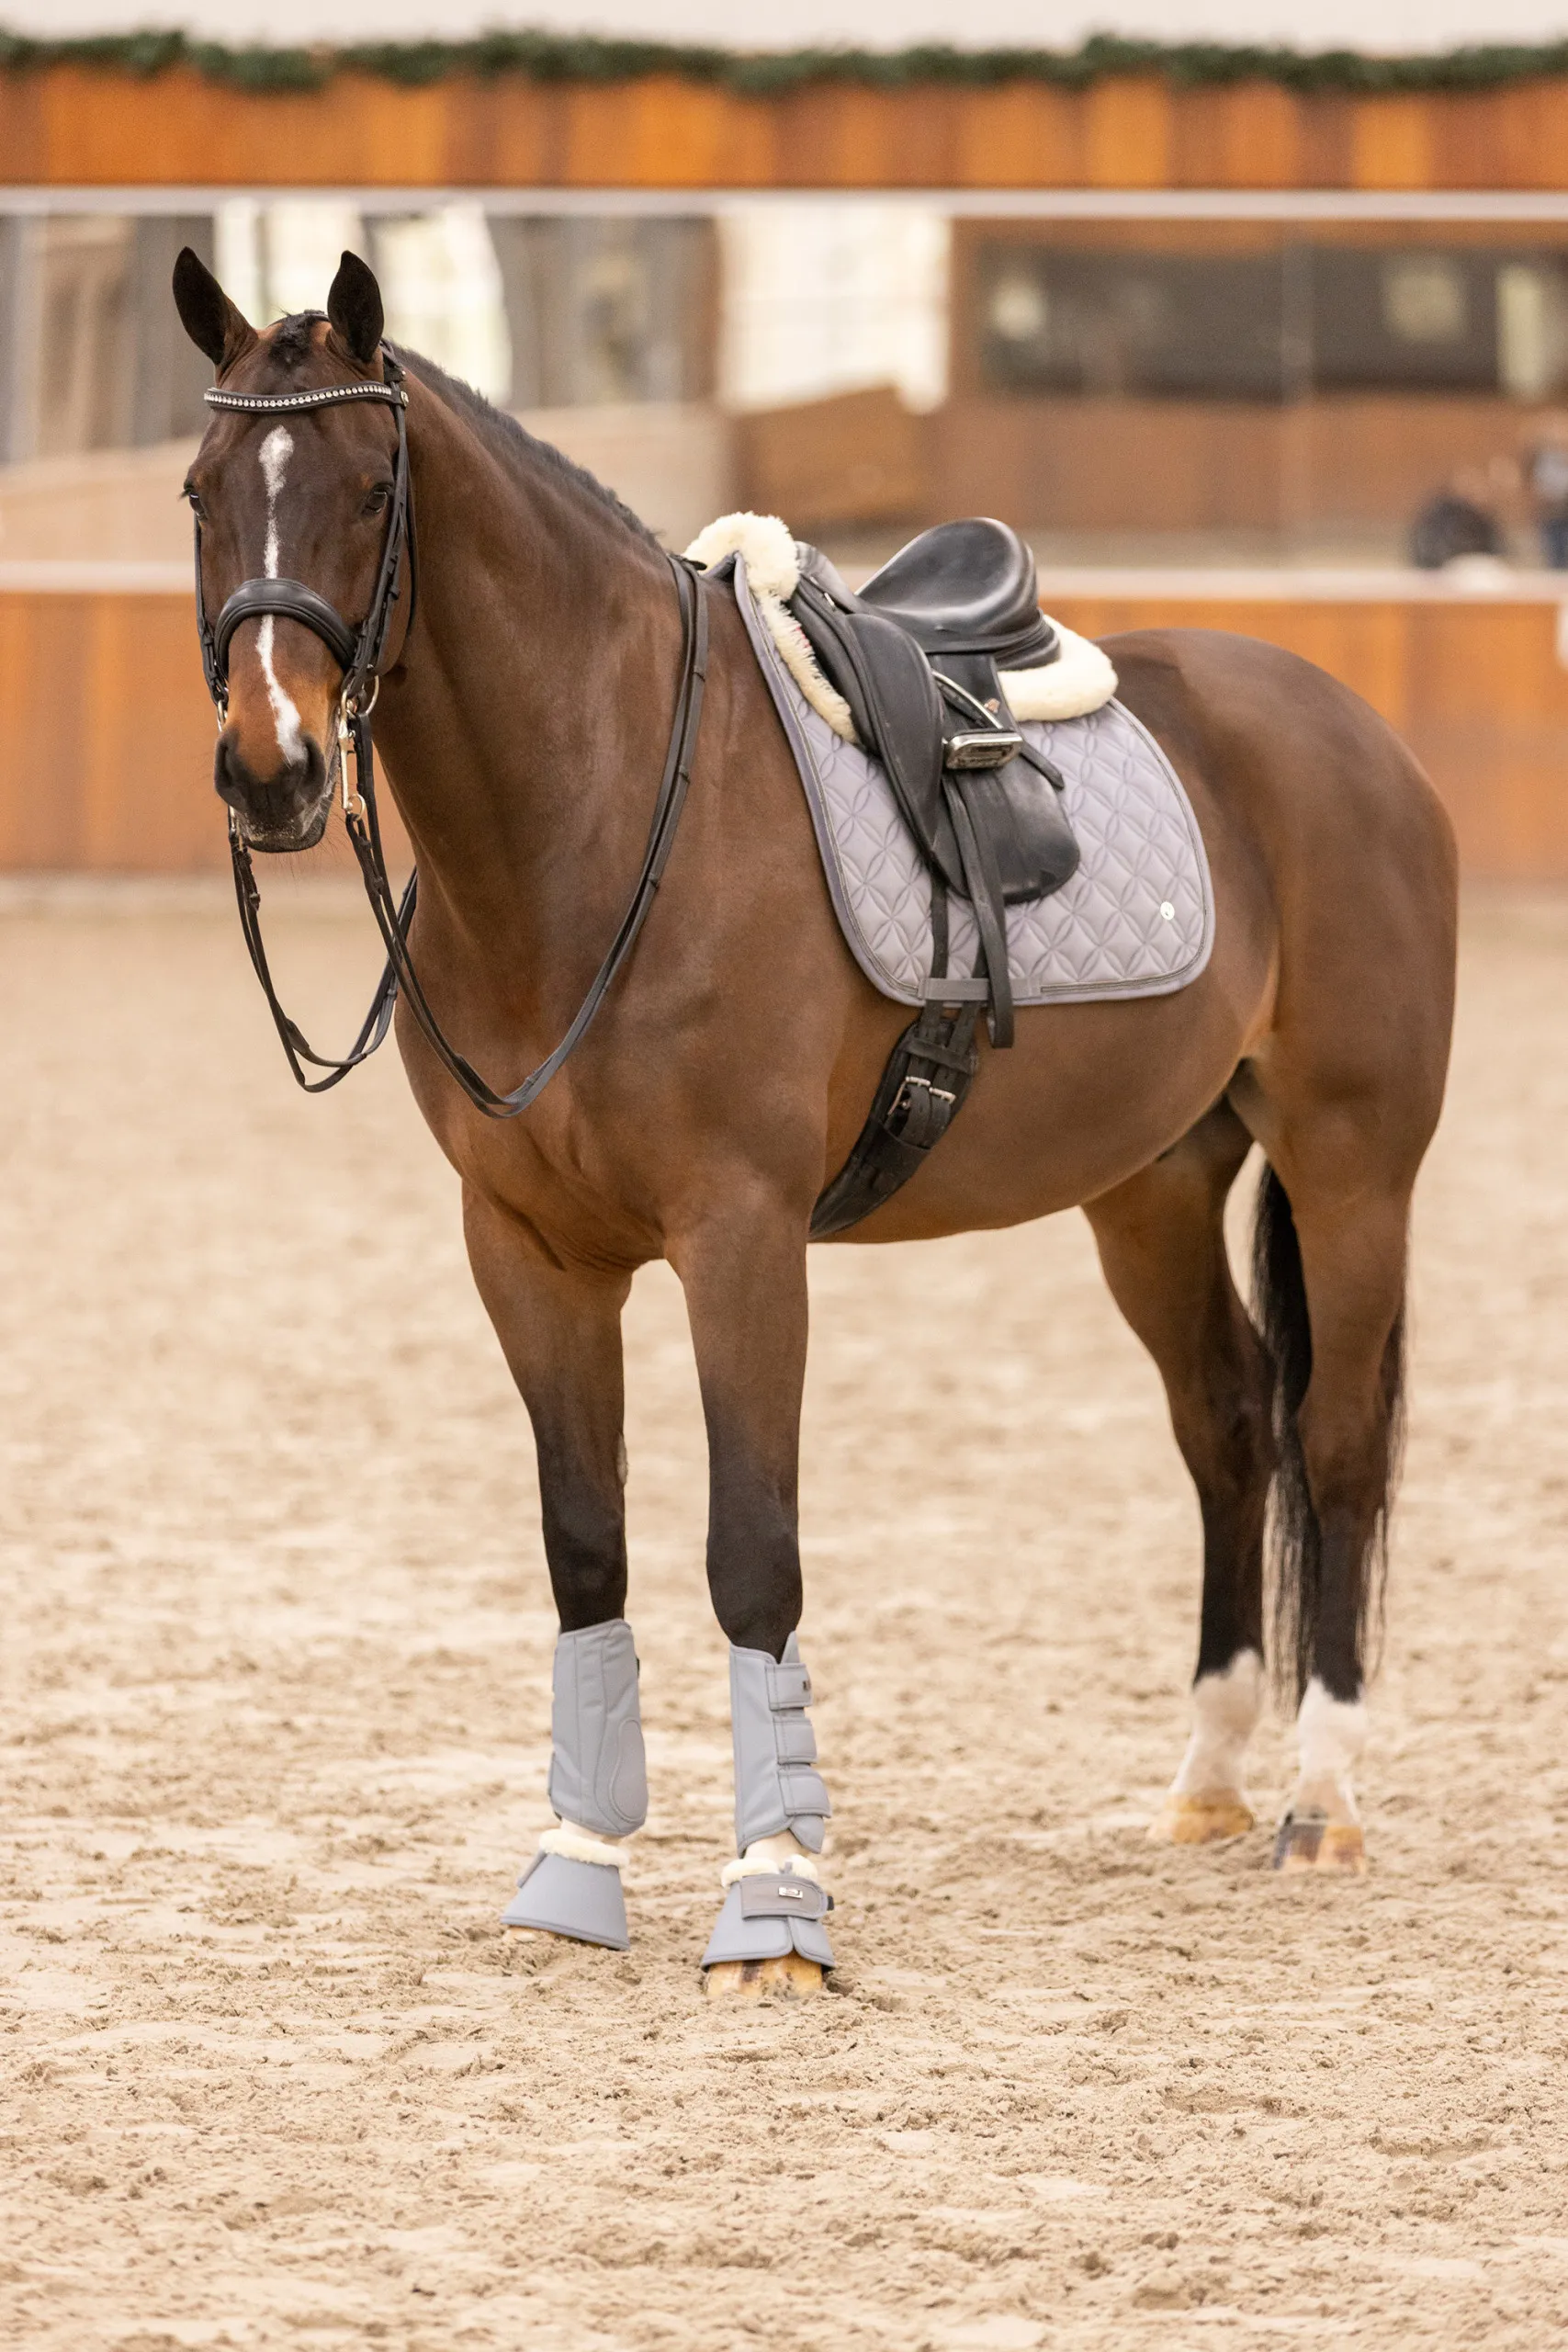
<box><xmin>809</xmin><ymin>885</ymin><xmax>984</xmax><ymax>1241</ymax></box>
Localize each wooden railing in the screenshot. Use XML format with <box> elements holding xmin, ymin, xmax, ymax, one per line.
<box><xmin>6</xmin><ymin>67</ymin><xmax>1568</xmax><ymax>190</ymax></box>
<box><xmin>1</xmin><ymin>566</ymin><xmax>1564</xmax><ymax>876</ymax></box>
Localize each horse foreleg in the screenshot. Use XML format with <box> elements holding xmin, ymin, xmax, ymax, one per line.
<box><xmin>1084</xmin><ymin>1101</ymin><xmax>1272</xmax><ymax>1846</ymax></box>
<box><xmin>462</xmin><ymin>1187</ymin><xmax>646</xmax><ymax>1948</ymax></box>
<box><xmin>672</xmin><ymin>1201</ymin><xmax>832</xmax><ymax>2000</ymax></box>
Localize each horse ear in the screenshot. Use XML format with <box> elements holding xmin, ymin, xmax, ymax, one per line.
<box><xmin>327</xmin><ymin>251</ymin><xmax>384</xmax><ymax>367</ymax></box>
<box><xmin>172</xmin><ymin>246</ymin><xmax>254</xmax><ymax>371</ymax></box>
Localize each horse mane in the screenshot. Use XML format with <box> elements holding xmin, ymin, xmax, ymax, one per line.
<box><xmin>392</xmin><ymin>345</ymin><xmax>663</xmax><ymax>553</ymax></box>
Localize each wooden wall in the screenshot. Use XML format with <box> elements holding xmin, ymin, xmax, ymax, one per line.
<box><xmin>0</xmin><ymin>591</ymin><xmax>409</xmax><ymax>874</ymax></box>
<box><xmin>739</xmin><ymin>387</ymin><xmax>927</xmax><ymax>531</ymax></box>
<box><xmin>7</xmin><ymin>66</ymin><xmax>1568</xmax><ymax>190</ymax></box>
<box><xmin>1044</xmin><ymin>591</ymin><xmax>1568</xmax><ymax>877</ymax></box>
<box><xmin>0</xmin><ymin>582</ymin><xmax>1563</xmax><ymax>879</ymax></box>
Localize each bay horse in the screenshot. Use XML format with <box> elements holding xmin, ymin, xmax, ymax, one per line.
<box><xmin>174</xmin><ymin>250</ymin><xmax>1457</xmax><ymax>1997</ymax></box>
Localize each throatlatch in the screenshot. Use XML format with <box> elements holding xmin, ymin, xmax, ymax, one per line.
<box><xmin>701</xmin><ymin>1634</ymin><xmax>836</xmax><ymax>1971</ymax></box>
<box><xmin>502</xmin><ymin>1619</ymin><xmax>648</xmax><ymax>1951</ymax></box>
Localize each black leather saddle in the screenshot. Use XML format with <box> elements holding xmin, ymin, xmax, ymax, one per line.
<box><xmin>728</xmin><ymin>515</ymin><xmax>1098</xmax><ymax>1241</ymax></box>
<box><xmin>786</xmin><ymin>519</ymin><xmax>1080</xmax><ymax>949</ymax></box>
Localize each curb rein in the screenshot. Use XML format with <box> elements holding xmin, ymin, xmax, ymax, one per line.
<box><xmin>193</xmin><ymin>350</ymin><xmax>709</xmax><ymax>1117</ymax></box>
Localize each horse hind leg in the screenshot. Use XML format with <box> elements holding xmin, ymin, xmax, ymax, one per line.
<box><xmin>1084</xmin><ymin>1098</ymin><xmax>1274</xmax><ymax>1848</ymax></box>
<box><xmin>1253</xmin><ymin>1162</ymin><xmax>1408</xmax><ymax>1876</ymax></box>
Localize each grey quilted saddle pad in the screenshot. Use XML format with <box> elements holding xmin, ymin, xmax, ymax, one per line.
<box><xmin>732</xmin><ymin>553</ymin><xmax>1214</xmax><ymax>1009</ymax></box>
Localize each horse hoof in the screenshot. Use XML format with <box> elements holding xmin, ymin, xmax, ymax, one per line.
<box><xmin>1271</xmin><ymin>1811</ymin><xmax>1367</xmax><ymax>1875</ymax></box>
<box><xmin>1148</xmin><ymin>1793</ymin><xmax>1256</xmax><ymax>1846</ymax></box>
<box><xmin>704</xmin><ymin>1952</ymin><xmax>827</xmax><ymax>2003</ymax></box>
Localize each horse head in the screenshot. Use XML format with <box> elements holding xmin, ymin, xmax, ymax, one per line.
<box><xmin>174</xmin><ymin>247</ymin><xmax>406</xmax><ymax>853</ymax></box>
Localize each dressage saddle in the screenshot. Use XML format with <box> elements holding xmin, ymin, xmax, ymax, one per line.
<box><xmin>791</xmin><ymin>518</ymin><xmax>1084</xmax><ymax>1239</ymax></box>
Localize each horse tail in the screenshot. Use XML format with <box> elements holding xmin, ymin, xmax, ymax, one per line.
<box><xmin>1250</xmin><ymin>1161</ymin><xmax>1408</xmax><ymax>1704</ymax></box>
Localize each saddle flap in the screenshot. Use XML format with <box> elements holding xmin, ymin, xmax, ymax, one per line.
<box><xmin>791</xmin><ymin>581</ymin><xmax>965</xmax><ymax>896</ymax></box>
<box><xmin>957</xmin><ymin>757</ymin><xmax>1081</xmax><ymax>905</ymax></box>
<box><xmin>933</xmin><ymin>652</ymin><xmax>1079</xmax><ymax>904</ymax></box>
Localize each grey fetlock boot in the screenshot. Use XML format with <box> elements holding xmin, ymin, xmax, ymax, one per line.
<box><xmin>502</xmin><ymin>1619</ymin><xmax>647</xmax><ymax>1951</ymax></box>
<box><xmin>701</xmin><ymin>1632</ymin><xmax>836</xmax><ymax>1971</ymax></box>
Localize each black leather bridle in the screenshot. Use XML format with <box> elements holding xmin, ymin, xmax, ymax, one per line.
<box><xmin>193</xmin><ymin>347</ymin><xmax>709</xmax><ymax>1116</ymax></box>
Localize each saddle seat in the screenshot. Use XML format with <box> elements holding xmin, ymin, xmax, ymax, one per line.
<box><xmin>852</xmin><ymin>515</ymin><xmax>1057</xmax><ymax>668</ymax></box>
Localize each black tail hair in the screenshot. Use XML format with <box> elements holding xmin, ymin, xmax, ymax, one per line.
<box><xmin>1250</xmin><ymin>1162</ymin><xmax>1405</xmax><ymax>1702</ymax></box>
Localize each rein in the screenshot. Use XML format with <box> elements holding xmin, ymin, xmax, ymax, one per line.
<box><xmin>193</xmin><ymin>350</ymin><xmax>709</xmax><ymax>1116</ymax></box>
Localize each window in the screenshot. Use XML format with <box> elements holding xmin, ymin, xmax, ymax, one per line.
<box><xmin>976</xmin><ymin>248</ymin><xmax>1286</xmax><ymax>401</ymax></box>
<box><xmin>970</xmin><ymin>239</ymin><xmax>1568</xmax><ymax>403</ymax></box>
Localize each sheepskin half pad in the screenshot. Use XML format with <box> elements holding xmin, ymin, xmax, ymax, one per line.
<box><xmin>730</xmin><ymin>553</ymin><xmax>1214</xmax><ymax>1010</ymax></box>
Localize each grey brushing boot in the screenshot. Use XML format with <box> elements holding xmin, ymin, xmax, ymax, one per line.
<box><xmin>701</xmin><ymin>1633</ymin><xmax>836</xmax><ymax>1970</ymax></box>
<box><xmin>502</xmin><ymin>1619</ymin><xmax>647</xmax><ymax>1951</ymax></box>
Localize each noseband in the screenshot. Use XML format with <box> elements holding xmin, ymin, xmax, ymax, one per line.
<box><xmin>192</xmin><ymin>348</ymin><xmax>708</xmax><ymax>1116</ymax></box>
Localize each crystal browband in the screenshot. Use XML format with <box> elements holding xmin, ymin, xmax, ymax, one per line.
<box><xmin>205</xmin><ymin>382</ymin><xmax>407</xmax><ymax>413</ymax></box>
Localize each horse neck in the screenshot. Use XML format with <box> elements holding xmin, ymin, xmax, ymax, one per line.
<box><xmin>376</xmin><ymin>381</ymin><xmax>680</xmax><ymax>976</ymax></box>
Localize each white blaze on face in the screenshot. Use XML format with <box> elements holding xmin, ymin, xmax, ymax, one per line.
<box><xmin>1290</xmin><ymin>1676</ymin><xmax>1368</xmax><ymax>1825</ymax></box>
<box><xmin>1170</xmin><ymin>1648</ymin><xmax>1264</xmax><ymax>1803</ymax></box>
<box><xmin>254</xmin><ymin>424</ymin><xmax>304</xmax><ymax>766</ymax></box>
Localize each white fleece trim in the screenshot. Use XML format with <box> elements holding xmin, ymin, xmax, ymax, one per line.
<box><xmin>538</xmin><ymin>1821</ymin><xmax>629</xmax><ymax>1871</ymax></box>
<box><xmin>767</xmin><ymin>596</ymin><xmax>861</xmax><ymax>741</ymax></box>
<box><xmin>685</xmin><ymin>511</ymin><xmax>859</xmax><ymax>741</ymax></box>
<box><xmin>684</xmin><ymin>510</ymin><xmax>799</xmax><ymax>599</ymax></box>
<box><xmin>684</xmin><ymin>510</ymin><xmax>1115</xmax><ymax>740</ymax></box>
<box><xmin>1002</xmin><ymin>628</ymin><xmax>1118</xmax><ymax>719</ymax></box>
<box><xmin>721</xmin><ymin>1830</ymin><xmax>824</xmax><ymax>1889</ymax></box>
<box><xmin>1170</xmin><ymin>1649</ymin><xmax>1264</xmax><ymax>1803</ymax></box>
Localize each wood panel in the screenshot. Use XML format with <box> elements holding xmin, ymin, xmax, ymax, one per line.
<box><xmin>8</xmin><ymin>66</ymin><xmax>1568</xmax><ymax>190</ymax></box>
<box><xmin>738</xmin><ymin>387</ymin><xmax>927</xmax><ymax>530</ymax></box>
<box><xmin>934</xmin><ymin>394</ymin><xmax>1568</xmax><ymax>535</ymax></box>
<box><xmin>0</xmin><ymin>592</ymin><xmax>411</xmax><ymax>875</ymax></box>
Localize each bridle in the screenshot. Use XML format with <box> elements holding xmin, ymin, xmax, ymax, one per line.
<box><xmin>192</xmin><ymin>346</ymin><xmax>709</xmax><ymax>1116</ymax></box>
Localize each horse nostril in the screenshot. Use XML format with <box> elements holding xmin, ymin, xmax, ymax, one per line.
<box><xmin>213</xmin><ymin>729</ymin><xmax>327</xmax><ymax>832</ymax></box>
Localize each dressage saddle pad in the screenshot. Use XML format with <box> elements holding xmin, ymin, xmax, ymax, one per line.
<box><xmin>731</xmin><ymin>554</ymin><xmax>1215</xmax><ymax>1011</ymax></box>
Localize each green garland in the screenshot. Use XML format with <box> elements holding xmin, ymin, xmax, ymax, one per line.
<box><xmin>6</xmin><ymin>28</ymin><xmax>1568</xmax><ymax>98</ymax></box>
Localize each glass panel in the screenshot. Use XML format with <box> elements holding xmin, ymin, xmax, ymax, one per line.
<box><xmin>976</xmin><ymin>246</ymin><xmax>1286</xmax><ymax>401</ymax></box>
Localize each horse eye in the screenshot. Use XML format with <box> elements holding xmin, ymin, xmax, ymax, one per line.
<box><xmin>184</xmin><ymin>483</ymin><xmax>206</xmax><ymax>519</ymax></box>
<box><xmin>362</xmin><ymin>483</ymin><xmax>391</xmax><ymax>516</ymax></box>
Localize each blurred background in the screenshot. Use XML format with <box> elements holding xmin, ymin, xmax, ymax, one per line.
<box><xmin>6</xmin><ymin>0</ymin><xmax>1568</xmax><ymax>872</ymax></box>
<box><xmin>10</xmin><ymin>198</ymin><xmax>1568</xmax><ymax>569</ymax></box>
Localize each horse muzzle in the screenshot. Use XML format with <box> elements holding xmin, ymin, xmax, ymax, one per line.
<box><xmin>214</xmin><ymin>728</ymin><xmax>332</xmax><ymax>852</ymax></box>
